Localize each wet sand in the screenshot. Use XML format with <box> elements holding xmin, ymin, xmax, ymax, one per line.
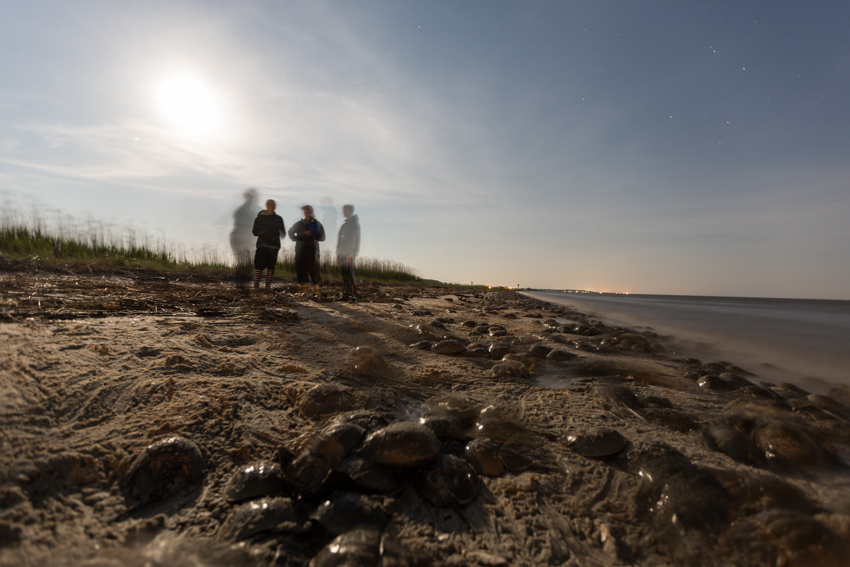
<box><xmin>1</xmin><ymin>272</ymin><xmax>849</xmax><ymax>566</ymax></box>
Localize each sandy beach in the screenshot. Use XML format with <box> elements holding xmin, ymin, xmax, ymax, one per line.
<box><xmin>1</xmin><ymin>270</ymin><xmax>849</xmax><ymax>566</ymax></box>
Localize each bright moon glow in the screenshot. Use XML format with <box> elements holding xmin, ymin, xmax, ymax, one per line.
<box><xmin>156</xmin><ymin>78</ymin><xmax>218</xmax><ymax>133</ymax></box>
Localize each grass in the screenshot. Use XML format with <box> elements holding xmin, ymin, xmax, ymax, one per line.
<box><xmin>0</xmin><ymin>209</ymin><xmax>423</xmax><ymax>284</ymax></box>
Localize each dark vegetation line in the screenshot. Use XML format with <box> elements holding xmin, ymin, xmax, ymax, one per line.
<box><xmin>0</xmin><ymin>216</ymin><xmax>423</xmax><ymax>284</ymax></box>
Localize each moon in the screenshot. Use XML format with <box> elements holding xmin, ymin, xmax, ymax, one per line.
<box><xmin>156</xmin><ymin>78</ymin><xmax>218</xmax><ymax>133</ymax></box>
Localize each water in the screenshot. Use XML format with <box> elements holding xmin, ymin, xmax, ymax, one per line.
<box><xmin>523</xmin><ymin>291</ymin><xmax>850</xmax><ymax>394</ymax></box>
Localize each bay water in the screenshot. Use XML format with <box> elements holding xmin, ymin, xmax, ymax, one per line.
<box><xmin>523</xmin><ymin>291</ymin><xmax>850</xmax><ymax>394</ymax></box>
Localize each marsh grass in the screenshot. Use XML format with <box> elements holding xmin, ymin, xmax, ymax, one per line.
<box><xmin>0</xmin><ymin>207</ymin><xmax>422</xmax><ymax>283</ymax></box>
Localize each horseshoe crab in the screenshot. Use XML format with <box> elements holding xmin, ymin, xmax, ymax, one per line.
<box><xmin>546</xmin><ymin>349</ymin><xmax>577</xmax><ymax>362</ymax></box>
<box><xmin>310</xmin><ymin>529</ymin><xmax>427</xmax><ymax>567</ymax></box>
<box><xmin>464</xmin><ymin>438</ymin><xmax>530</xmax><ymax>477</ymax></box>
<box><xmin>418</xmin><ymin>415</ymin><xmax>465</xmax><ymax>439</ymax></box>
<box><xmin>630</xmin><ymin>443</ymin><xmax>730</xmax><ymax>557</ymax></box>
<box><xmin>722</xmin><ymin>510</ymin><xmax>849</xmax><ymax>567</ymax></box>
<box><xmin>124</xmin><ymin>436</ymin><xmax>205</xmax><ymax>505</ymax></box>
<box><xmin>489</xmin><ymin>360</ymin><xmax>528</xmax><ymax>379</ymax></box>
<box><xmin>753</xmin><ymin>420</ymin><xmax>827</xmax><ymax>468</ymax></box>
<box><xmin>362</xmin><ymin>422</ymin><xmax>441</xmax><ymax>467</ymax></box>
<box><xmin>431</xmin><ymin>339</ymin><xmax>467</xmax><ymax>355</ymax></box>
<box><xmin>283</xmin><ymin>422</ymin><xmax>366</xmax><ymax>494</ymax></box>
<box><xmin>224</xmin><ymin>497</ymin><xmax>305</xmax><ymax>541</ymax></box>
<box><xmin>418</xmin><ymin>454</ymin><xmax>479</xmax><ymax>507</ymax></box>
<box><xmin>225</xmin><ymin>461</ymin><xmax>289</xmax><ymax>502</ymax></box>
<box><xmin>708</xmin><ymin>426</ymin><xmax>764</xmax><ymax>466</ymax></box>
<box><xmin>488</xmin><ymin>342</ymin><xmax>511</xmax><ymax>360</ymax></box>
<box><xmin>311</xmin><ymin>492</ymin><xmax>389</xmax><ymax>536</ymax></box>
<box><xmin>299</xmin><ymin>383</ymin><xmax>356</xmax><ymax>419</ymax></box>
<box><xmin>529</xmin><ymin>343</ymin><xmax>552</xmax><ymax>358</ymax></box>
<box><xmin>568</xmin><ymin>428</ymin><xmax>628</xmax><ymax>457</ymax></box>
<box><xmin>338</xmin><ymin>456</ymin><xmax>399</xmax><ymax>493</ymax></box>
<box><xmin>423</xmin><ymin>395</ymin><xmax>481</xmax><ymax>427</ymax></box>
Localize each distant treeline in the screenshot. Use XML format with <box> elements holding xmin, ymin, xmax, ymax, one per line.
<box><xmin>0</xmin><ymin>211</ymin><xmax>421</xmax><ymax>284</ymax></box>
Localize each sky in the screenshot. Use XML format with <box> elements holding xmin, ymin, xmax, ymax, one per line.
<box><xmin>1</xmin><ymin>1</ymin><xmax>849</xmax><ymax>299</ymax></box>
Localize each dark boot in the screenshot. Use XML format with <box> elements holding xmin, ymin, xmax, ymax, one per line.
<box><xmin>253</xmin><ymin>269</ymin><xmax>262</xmax><ymax>289</ymax></box>
<box><xmin>349</xmin><ymin>285</ymin><xmax>357</xmax><ymax>303</ymax></box>
<box><xmin>265</xmin><ymin>269</ymin><xmax>274</xmax><ymax>289</ymax></box>
<box><xmin>338</xmin><ymin>284</ymin><xmax>350</xmax><ymax>301</ymax></box>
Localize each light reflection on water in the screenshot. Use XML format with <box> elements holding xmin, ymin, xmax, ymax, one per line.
<box><xmin>524</xmin><ymin>291</ymin><xmax>850</xmax><ymax>393</ymax></box>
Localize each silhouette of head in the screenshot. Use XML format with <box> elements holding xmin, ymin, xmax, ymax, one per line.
<box><xmin>265</xmin><ymin>199</ymin><xmax>276</xmax><ymax>214</ymax></box>
<box><xmin>302</xmin><ymin>205</ymin><xmax>314</xmax><ymax>219</ymax></box>
<box><xmin>343</xmin><ymin>204</ymin><xmax>354</xmax><ymax>218</ymax></box>
<box><xmin>243</xmin><ymin>188</ymin><xmax>258</xmax><ymax>204</ymax></box>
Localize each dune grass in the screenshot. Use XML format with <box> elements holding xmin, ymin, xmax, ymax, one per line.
<box><xmin>0</xmin><ymin>211</ymin><xmax>422</xmax><ymax>284</ymax></box>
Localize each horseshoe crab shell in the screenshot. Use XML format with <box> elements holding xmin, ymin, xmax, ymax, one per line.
<box><xmin>362</xmin><ymin>421</ymin><xmax>441</xmax><ymax>467</ymax></box>
<box><xmin>124</xmin><ymin>436</ymin><xmax>205</xmax><ymax>505</ymax></box>
<box><xmin>568</xmin><ymin>428</ymin><xmax>627</xmax><ymax>457</ymax></box>
<box><xmin>311</xmin><ymin>492</ymin><xmax>389</xmax><ymax>536</ymax></box>
<box><xmin>310</xmin><ymin>529</ymin><xmax>428</xmax><ymax>567</ymax></box>
<box><xmin>418</xmin><ymin>454</ymin><xmax>479</xmax><ymax>507</ymax></box>
<box><xmin>224</xmin><ymin>497</ymin><xmax>304</xmax><ymax>541</ymax></box>
<box><xmin>225</xmin><ymin>461</ymin><xmax>288</xmax><ymax>502</ymax></box>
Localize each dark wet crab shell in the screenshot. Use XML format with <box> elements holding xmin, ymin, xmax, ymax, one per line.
<box><xmin>418</xmin><ymin>415</ymin><xmax>466</xmax><ymax>439</ymax></box>
<box><xmin>431</xmin><ymin>339</ymin><xmax>467</xmax><ymax>355</ymax></box>
<box><xmin>338</xmin><ymin>456</ymin><xmax>399</xmax><ymax>493</ymax></box>
<box><xmin>362</xmin><ymin>421</ymin><xmax>441</xmax><ymax>467</ymax></box>
<box><xmin>124</xmin><ymin>436</ymin><xmax>205</xmax><ymax>504</ymax></box>
<box><xmin>224</xmin><ymin>497</ymin><xmax>304</xmax><ymax>541</ymax></box>
<box><xmin>424</xmin><ymin>395</ymin><xmax>481</xmax><ymax>427</ymax></box>
<box><xmin>567</xmin><ymin>428</ymin><xmax>628</xmax><ymax>457</ymax></box>
<box><xmin>283</xmin><ymin>422</ymin><xmax>366</xmax><ymax>494</ymax></box>
<box><xmin>225</xmin><ymin>461</ymin><xmax>289</xmax><ymax>502</ymax></box>
<box><xmin>489</xmin><ymin>360</ymin><xmax>528</xmax><ymax>379</ymax></box>
<box><xmin>418</xmin><ymin>453</ymin><xmax>479</xmax><ymax>507</ymax></box>
<box><xmin>708</xmin><ymin>426</ymin><xmax>764</xmax><ymax>466</ymax></box>
<box><xmin>310</xmin><ymin>492</ymin><xmax>389</xmax><ymax>536</ymax></box>
<box><xmin>753</xmin><ymin>420</ymin><xmax>827</xmax><ymax>467</ymax></box>
<box><xmin>299</xmin><ymin>383</ymin><xmax>356</xmax><ymax>419</ymax></box>
<box><xmin>310</xmin><ymin>529</ymin><xmax>427</xmax><ymax>567</ymax></box>
<box><xmin>331</xmin><ymin>410</ymin><xmax>389</xmax><ymax>433</ymax></box>
<box><xmin>465</xmin><ymin>439</ymin><xmax>506</xmax><ymax>476</ymax></box>
<box><xmin>722</xmin><ymin>510</ymin><xmax>850</xmax><ymax>566</ymax></box>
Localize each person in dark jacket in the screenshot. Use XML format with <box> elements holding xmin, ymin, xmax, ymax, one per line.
<box><xmin>288</xmin><ymin>205</ymin><xmax>326</xmax><ymax>296</ymax></box>
<box><xmin>336</xmin><ymin>204</ymin><xmax>360</xmax><ymax>302</ymax></box>
<box><xmin>251</xmin><ymin>199</ymin><xmax>286</xmax><ymax>289</ymax></box>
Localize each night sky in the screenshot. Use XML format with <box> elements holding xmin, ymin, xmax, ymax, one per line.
<box><xmin>2</xmin><ymin>1</ymin><xmax>848</xmax><ymax>298</ymax></box>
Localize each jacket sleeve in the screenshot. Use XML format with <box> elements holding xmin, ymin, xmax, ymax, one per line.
<box><xmin>252</xmin><ymin>216</ymin><xmax>262</xmax><ymax>237</ymax></box>
<box><xmin>353</xmin><ymin>224</ymin><xmax>360</xmax><ymax>257</ymax></box>
<box><xmin>287</xmin><ymin>222</ymin><xmax>298</xmax><ymax>241</ymax></box>
<box><xmin>317</xmin><ymin>223</ymin><xmax>326</xmax><ymax>242</ymax></box>
<box><xmin>277</xmin><ymin>217</ymin><xmax>286</xmax><ymax>238</ymax></box>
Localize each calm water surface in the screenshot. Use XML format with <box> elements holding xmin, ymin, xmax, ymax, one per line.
<box><xmin>524</xmin><ymin>291</ymin><xmax>850</xmax><ymax>393</ymax></box>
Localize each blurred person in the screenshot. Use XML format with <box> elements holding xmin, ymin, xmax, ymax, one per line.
<box><xmin>319</xmin><ymin>196</ymin><xmax>337</xmax><ymax>241</ymax></box>
<box><xmin>336</xmin><ymin>204</ymin><xmax>360</xmax><ymax>302</ymax></box>
<box><xmin>230</xmin><ymin>188</ymin><xmax>259</xmax><ymax>266</ymax></box>
<box><xmin>288</xmin><ymin>205</ymin><xmax>326</xmax><ymax>296</ymax></box>
<box><xmin>251</xmin><ymin>199</ymin><xmax>286</xmax><ymax>289</ymax></box>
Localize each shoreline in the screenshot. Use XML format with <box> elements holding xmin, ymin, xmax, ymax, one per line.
<box><xmin>1</xmin><ymin>271</ymin><xmax>849</xmax><ymax>566</ymax></box>
<box><xmin>523</xmin><ymin>290</ymin><xmax>850</xmax><ymax>395</ymax></box>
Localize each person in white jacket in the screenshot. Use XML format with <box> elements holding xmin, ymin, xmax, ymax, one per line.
<box><xmin>336</xmin><ymin>204</ymin><xmax>360</xmax><ymax>302</ymax></box>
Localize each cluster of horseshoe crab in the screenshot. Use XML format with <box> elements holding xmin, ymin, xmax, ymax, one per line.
<box><xmin>121</xmin><ymin>385</ymin><xmax>546</xmax><ymax>565</ymax></box>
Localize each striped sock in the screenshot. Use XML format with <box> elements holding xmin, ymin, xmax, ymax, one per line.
<box><xmin>266</xmin><ymin>269</ymin><xmax>274</xmax><ymax>288</ymax></box>
<box><xmin>253</xmin><ymin>270</ymin><xmax>262</xmax><ymax>288</ymax></box>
